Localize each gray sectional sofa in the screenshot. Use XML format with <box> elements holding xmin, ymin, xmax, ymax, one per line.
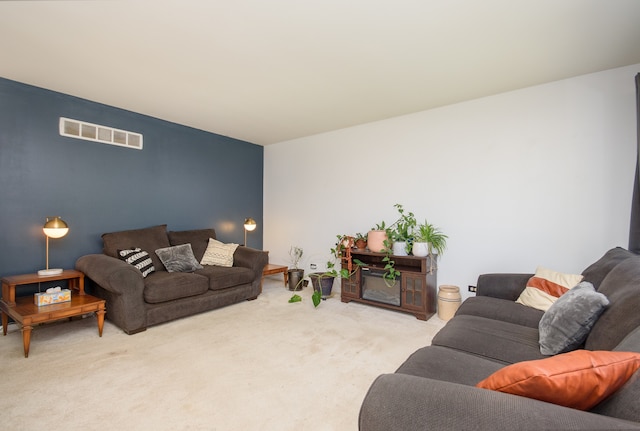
<box><xmin>359</xmin><ymin>247</ymin><xmax>640</xmax><ymax>430</ymax></box>
<box><xmin>76</xmin><ymin>225</ymin><xmax>268</xmax><ymax>334</ymax></box>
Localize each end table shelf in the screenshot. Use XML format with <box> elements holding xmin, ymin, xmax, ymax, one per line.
<box><xmin>0</xmin><ymin>270</ymin><xmax>105</xmax><ymax>358</ymax></box>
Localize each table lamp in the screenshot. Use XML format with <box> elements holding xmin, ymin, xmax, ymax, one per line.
<box><xmin>38</xmin><ymin>216</ymin><xmax>69</xmax><ymax>276</ymax></box>
<box><xmin>243</xmin><ymin>217</ymin><xmax>256</xmax><ymax>246</ymax></box>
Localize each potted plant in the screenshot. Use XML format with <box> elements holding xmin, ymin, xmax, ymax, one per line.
<box><xmin>287</xmin><ymin>246</ymin><xmax>305</xmax><ymax>291</ymax></box>
<box><xmin>354</xmin><ymin>232</ymin><xmax>367</xmax><ymax>250</ymax></box>
<box><xmin>387</xmin><ymin>204</ymin><xmax>416</xmax><ymax>256</ymax></box>
<box><xmin>304</xmin><ymin>235</ymin><xmax>363</xmax><ymax>307</ymax></box>
<box><xmin>367</xmin><ymin>222</ymin><xmax>388</xmax><ymax>253</ymax></box>
<box><xmin>413</xmin><ymin>220</ymin><xmax>448</xmax><ymax>273</ymax></box>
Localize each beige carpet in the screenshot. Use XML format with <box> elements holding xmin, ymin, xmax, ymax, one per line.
<box><xmin>0</xmin><ymin>277</ymin><xmax>445</xmax><ymax>430</ymax></box>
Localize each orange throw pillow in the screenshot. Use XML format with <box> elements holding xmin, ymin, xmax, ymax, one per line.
<box><xmin>476</xmin><ymin>350</ymin><xmax>640</xmax><ymax>410</ymax></box>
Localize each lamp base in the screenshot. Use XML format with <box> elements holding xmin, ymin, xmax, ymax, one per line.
<box><xmin>38</xmin><ymin>268</ymin><xmax>63</xmax><ymax>276</ymax></box>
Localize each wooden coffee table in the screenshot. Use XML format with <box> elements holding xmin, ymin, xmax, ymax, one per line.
<box><xmin>0</xmin><ymin>270</ymin><xmax>105</xmax><ymax>358</ymax></box>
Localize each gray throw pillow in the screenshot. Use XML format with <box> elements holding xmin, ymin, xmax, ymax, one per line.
<box><xmin>539</xmin><ymin>281</ymin><xmax>609</xmax><ymax>355</ymax></box>
<box><xmin>155</xmin><ymin>243</ymin><xmax>203</xmax><ymax>273</ymax></box>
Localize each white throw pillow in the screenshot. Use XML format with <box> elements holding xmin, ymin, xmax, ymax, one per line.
<box><xmin>200</xmin><ymin>238</ymin><xmax>239</xmax><ymax>267</ymax></box>
<box><xmin>516</xmin><ymin>266</ymin><xmax>583</xmax><ymax>312</ymax></box>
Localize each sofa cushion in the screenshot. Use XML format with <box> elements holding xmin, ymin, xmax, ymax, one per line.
<box><xmin>196</xmin><ymin>265</ymin><xmax>254</xmax><ymax>291</ymax></box>
<box><xmin>581</xmin><ymin>247</ymin><xmax>638</xmax><ymax>290</ymax></box>
<box><xmin>586</xmin><ymin>256</ymin><xmax>640</xmax><ymax>350</ymax></box>
<box><xmin>476</xmin><ymin>350</ymin><xmax>640</xmax><ymax>411</ymax></box>
<box><xmin>201</xmin><ymin>238</ymin><xmax>239</xmax><ymax>267</ymax></box>
<box><xmin>455</xmin><ymin>296</ymin><xmax>543</xmax><ymax>329</ymax></box>
<box><xmin>143</xmin><ymin>271</ymin><xmax>209</xmax><ymax>303</ymax></box>
<box><xmin>155</xmin><ymin>243</ymin><xmax>203</xmax><ymax>272</ymax></box>
<box><xmin>538</xmin><ymin>281</ymin><xmax>609</xmax><ymax>355</ymax></box>
<box><xmin>515</xmin><ymin>266</ymin><xmax>583</xmax><ymax>312</ymax></box>
<box><xmin>396</xmin><ymin>345</ymin><xmax>505</xmax><ymax>386</ymax></box>
<box><xmin>102</xmin><ymin>225</ymin><xmax>170</xmax><ymax>272</ymax></box>
<box><xmin>117</xmin><ymin>247</ymin><xmax>155</xmax><ymax>278</ymax></box>
<box><xmin>168</xmin><ymin>228</ymin><xmax>216</xmax><ymax>262</ymax></box>
<box><xmin>432</xmin><ymin>315</ymin><xmax>547</xmax><ymax>364</ymax></box>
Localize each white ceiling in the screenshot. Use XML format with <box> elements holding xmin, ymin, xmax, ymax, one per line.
<box><xmin>2</xmin><ymin>1</ymin><xmax>640</xmax><ymax>146</ymax></box>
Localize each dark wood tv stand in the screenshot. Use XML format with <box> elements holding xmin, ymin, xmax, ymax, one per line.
<box><xmin>340</xmin><ymin>249</ymin><xmax>437</xmax><ymax>320</ymax></box>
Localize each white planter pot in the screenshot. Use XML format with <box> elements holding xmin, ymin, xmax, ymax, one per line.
<box><xmin>392</xmin><ymin>241</ymin><xmax>408</xmax><ymax>256</ymax></box>
<box><xmin>412</xmin><ymin>242</ymin><xmax>429</xmax><ymax>257</ymax></box>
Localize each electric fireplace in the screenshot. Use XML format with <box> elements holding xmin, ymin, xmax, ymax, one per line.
<box><xmin>361</xmin><ymin>267</ymin><xmax>401</xmax><ymax>306</ymax></box>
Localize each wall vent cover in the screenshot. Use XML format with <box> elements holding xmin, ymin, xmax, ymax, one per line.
<box><xmin>59</xmin><ymin>117</ymin><xmax>143</xmax><ymax>150</ymax></box>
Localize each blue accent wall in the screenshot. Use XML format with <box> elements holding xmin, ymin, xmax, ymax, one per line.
<box><xmin>0</xmin><ymin>77</ymin><xmax>263</xmax><ymax>279</ymax></box>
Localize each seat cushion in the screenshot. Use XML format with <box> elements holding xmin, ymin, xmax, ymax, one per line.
<box><xmin>432</xmin><ymin>315</ymin><xmax>546</xmax><ymax>364</ymax></box>
<box><xmin>396</xmin><ymin>345</ymin><xmax>505</xmax><ymax>386</ymax></box>
<box><xmin>196</xmin><ymin>266</ymin><xmax>255</xmax><ymax>291</ymax></box>
<box><xmin>143</xmin><ymin>271</ymin><xmax>209</xmax><ymax>303</ymax></box>
<box><xmin>103</xmin><ymin>224</ymin><xmax>170</xmax><ymax>272</ymax></box>
<box><xmin>455</xmin><ymin>296</ymin><xmax>543</xmax><ymax>329</ymax></box>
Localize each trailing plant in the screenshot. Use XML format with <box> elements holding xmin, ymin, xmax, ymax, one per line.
<box><xmin>289</xmin><ymin>235</ymin><xmax>363</xmax><ymax>307</ymax></box>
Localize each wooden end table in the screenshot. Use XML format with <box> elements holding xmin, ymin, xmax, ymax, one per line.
<box><xmin>0</xmin><ymin>269</ymin><xmax>105</xmax><ymax>358</ymax></box>
<box><xmin>262</xmin><ymin>264</ymin><xmax>289</xmax><ymax>288</ymax></box>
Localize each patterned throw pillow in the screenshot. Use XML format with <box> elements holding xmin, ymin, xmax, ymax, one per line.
<box><xmin>118</xmin><ymin>248</ymin><xmax>155</xmax><ymax>278</ymax></box>
<box><xmin>200</xmin><ymin>238</ymin><xmax>239</xmax><ymax>267</ymax></box>
<box><xmin>516</xmin><ymin>266</ymin><xmax>583</xmax><ymax>311</ymax></box>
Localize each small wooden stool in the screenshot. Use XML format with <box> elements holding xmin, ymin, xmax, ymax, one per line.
<box><xmin>262</xmin><ymin>264</ymin><xmax>288</xmax><ymax>288</ymax></box>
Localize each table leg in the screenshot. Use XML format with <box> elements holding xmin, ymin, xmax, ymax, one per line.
<box><xmin>1</xmin><ymin>312</ymin><xmax>7</xmax><ymax>336</ymax></box>
<box><xmin>21</xmin><ymin>325</ymin><xmax>32</xmax><ymax>358</ymax></box>
<box><xmin>284</xmin><ymin>271</ymin><xmax>288</xmax><ymax>287</ymax></box>
<box><xmin>96</xmin><ymin>309</ymin><xmax>105</xmax><ymax>337</ymax></box>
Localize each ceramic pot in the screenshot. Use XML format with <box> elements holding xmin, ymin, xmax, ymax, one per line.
<box><xmin>392</xmin><ymin>241</ymin><xmax>408</xmax><ymax>256</ymax></box>
<box><xmin>438</xmin><ymin>285</ymin><xmax>461</xmax><ymax>321</ymax></box>
<box><xmin>309</xmin><ymin>273</ymin><xmax>335</xmax><ymax>297</ymax></box>
<box><xmin>367</xmin><ymin>230</ymin><xmax>387</xmax><ymax>253</ymax></box>
<box><xmin>355</xmin><ymin>239</ymin><xmax>367</xmax><ymax>250</ymax></box>
<box><xmin>412</xmin><ymin>242</ymin><xmax>429</xmax><ymax>257</ymax></box>
<box><xmin>287</xmin><ymin>268</ymin><xmax>305</xmax><ymax>291</ymax></box>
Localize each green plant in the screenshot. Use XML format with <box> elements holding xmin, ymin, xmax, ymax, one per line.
<box><xmin>414</xmin><ymin>221</ymin><xmax>448</xmax><ymax>256</ymax></box>
<box><xmin>289</xmin><ymin>235</ymin><xmax>363</xmax><ymax>307</ymax></box>
<box><xmin>387</xmin><ymin>204</ymin><xmax>417</xmax><ymax>243</ymax></box>
<box><xmin>354</xmin><ymin>232</ymin><xmax>367</xmax><ymax>241</ymax></box>
<box><xmin>288</xmin><ymin>245</ymin><xmax>303</xmax><ymax>269</ymax></box>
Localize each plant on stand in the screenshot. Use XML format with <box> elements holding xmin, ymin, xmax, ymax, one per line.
<box><xmin>387</xmin><ymin>204</ymin><xmax>416</xmax><ymax>256</ymax></box>
<box><xmin>295</xmin><ymin>235</ymin><xmax>363</xmax><ymax>307</ymax></box>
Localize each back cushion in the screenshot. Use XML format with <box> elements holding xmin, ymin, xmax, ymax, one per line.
<box><xmin>102</xmin><ymin>225</ymin><xmax>170</xmax><ymax>272</ymax></box>
<box><xmin>581</xmin><ymin>247</ymin><xmax>637</xmax><ymax>290</ymax></box>
<box><xmin>168</xmin><ymin>228</ymin><xmax>216</xmax><ymax>263</ymax></box>
<box><xmin>585</xmin><ymin>256</ymin><xmax>640</xmax><ymax>350</ymax></box>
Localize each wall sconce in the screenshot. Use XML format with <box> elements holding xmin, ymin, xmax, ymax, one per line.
<box><xmin>243</xmin><ymin>217</ymin><xmax>257</xmax><ymax>247</ymax></box>
<box><xmin>38</xmin><ymin>216</ymin><xmax>69</xmax><ymax>276</ymax></box>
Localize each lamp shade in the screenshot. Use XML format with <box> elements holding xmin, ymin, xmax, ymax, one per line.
<box><xmin>43</xmin><ymin>217</ymin><xmax>69</xmax><ymax>238</ymax></box>
<box><xmin>244</xmin><ymin>218</ymin><xmax>257</xmax><ymax>231</ymax></box>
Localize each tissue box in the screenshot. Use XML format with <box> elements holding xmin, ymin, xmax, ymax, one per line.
<box><xmin>34</xmin><ymin>289</ymin><xmax>71</xmax><ymax>306</ymax></box>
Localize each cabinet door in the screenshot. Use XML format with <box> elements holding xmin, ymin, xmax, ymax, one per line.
<box><xmin>402</xmin><ymin>273</ymin><xmax>426</xmax><ymax>312</ymax></box>
<box><xmin>340</xmin><ymin>266</ymin><xmax>360</xmax><ymax>299</ymax></box>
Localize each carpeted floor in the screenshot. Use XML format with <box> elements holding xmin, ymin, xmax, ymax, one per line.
<box><xmin>0</xmin><ymin>277</ymin><xmax>445</xmax><ymax>430</ymax></box>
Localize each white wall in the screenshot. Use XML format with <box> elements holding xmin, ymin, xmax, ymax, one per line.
<box><xmin>264</xmin><ymin>64</ymin><xmax>639</xmax><ymax>300</ymax></box>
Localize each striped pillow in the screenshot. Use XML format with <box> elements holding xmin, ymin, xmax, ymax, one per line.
<box><xmin>515</xmin><ymin>266</ymin><xmax>583</xmax><ymax>311</ymax></box>
<box><xmin>118</xmin><ymin>247</ymin><xmax>155</xmax><ymax>278</ymax></box>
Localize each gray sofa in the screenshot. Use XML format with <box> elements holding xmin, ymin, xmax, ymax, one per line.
<box><xmin>76</xmin><ymin>225</ymin><xmax>268</xmax><ymax>334</ymax></box>
<box><xmin>359</xmin><ymin>247</ymin><xmax>640</xmax><ymax>430</ymax></box>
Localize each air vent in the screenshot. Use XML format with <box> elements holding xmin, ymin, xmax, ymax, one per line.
<box><xmin>59</xmin><ymin>117</ymin><xmax>143</xmax><ymax>150</ymax></box>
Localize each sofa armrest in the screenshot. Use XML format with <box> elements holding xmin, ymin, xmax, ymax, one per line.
<box><xmin>475</xmin><ymin>273</ymin><xmax>533</xmax><ymax>301</ymax></box>
<box><xmin>359</xmin><ymin>373</ymin><xmax>640</xmax><ymax>431</ymax></box>
<box><xmin>75</xmin><ymin>254</ymin><xmax>147</xmax><ymax>333</ymax></box>
<box><xmin>233</xmin><ymin>246</ymin><xmax>269</xmax><ymax>289</ymax></box>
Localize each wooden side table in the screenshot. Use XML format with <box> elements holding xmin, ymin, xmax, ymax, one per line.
<box><xmin>0</xmin><ymin>270</ymin><xmax>106</xmax><ymax>358</ymax></box>
<box><xmin>262</xmin><ymin>264</ymin><xmax>289</xmax><ymax>288</ymax></box>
